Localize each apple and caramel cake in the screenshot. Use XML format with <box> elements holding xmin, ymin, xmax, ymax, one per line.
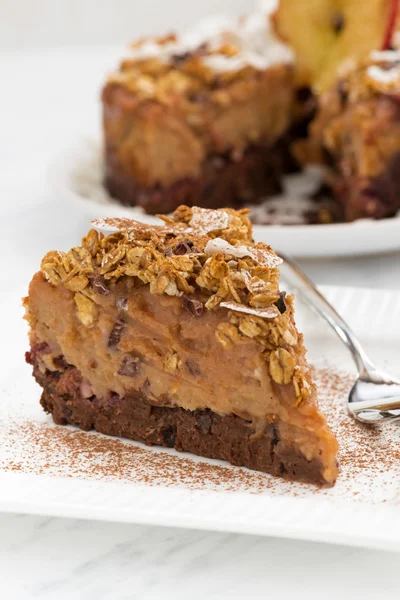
<box><xmin>101</xmin><ymin>1</ymin><xmax>400</xmax><ymax>224</ymax></box>
<box><xmin>102</xmin><ymin>12</ymin><xmax>295</xmax><ymax>213</ymax></box>
<box><xmin>25</xmin><ymin>206</ymin><xmax>338</xmax><ymax>486</ymax></box>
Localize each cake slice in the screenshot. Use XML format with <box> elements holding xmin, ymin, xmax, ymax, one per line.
<box><xmin>25</xmin><ymin>206</ymin><xmax>338</xmax><ymax>486</ymax></box>
<box><xmin>102</xmin><ymin>12</ymin><xmax>294</xmax><ymax>213</ymax></box>
<box><xmin>296</xmin><ymin>51</ymin><xmax>400</xmax><ymax>221</ymax></box>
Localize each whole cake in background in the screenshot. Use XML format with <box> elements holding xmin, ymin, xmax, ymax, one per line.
<box><xmin>24</xmin><ymin>206</ymin><xmax>338</xmax><ymax>486</ymax></box>
<box><xmin>102</xmin><ymin>12</ymin><xmax>295</xmax><ymax>215</ymax></box>
<box><xmin>101</xmin><ymin>0</ymin><xmax>400</xmax><ymax>224</ymax></box>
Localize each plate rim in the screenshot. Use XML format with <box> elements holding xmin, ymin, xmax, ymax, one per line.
<box><xmin>0</xmin><ymin>471</ymin><xmax>400</xmax><ymax>553</ymax></box>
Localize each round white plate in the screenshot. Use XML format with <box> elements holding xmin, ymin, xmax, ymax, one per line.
<box><xmin>49</xmin><ymin>137</ymin><xmax>400</xmax><ymax>258</ymax></box>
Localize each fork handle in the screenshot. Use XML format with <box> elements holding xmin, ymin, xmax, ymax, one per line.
<box><xmin>279</xmin><ymin>253</ymin><xmax>375</xmax><ymax>377</ymax></box>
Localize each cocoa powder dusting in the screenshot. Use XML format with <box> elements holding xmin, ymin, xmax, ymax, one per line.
<box><xmin>1</xmin><ymin>368</ymin><xmax>400</xmax><ymax>501</ymax></box>
<box><xmin>1</xmin><ymin>422</ymin><xmax>274</xmax><ymax>494</ymax></box>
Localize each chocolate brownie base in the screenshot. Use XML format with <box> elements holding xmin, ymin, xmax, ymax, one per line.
<box><xmin>104</xmin><ymin>143</ymin><xmax>287</xmax><ymax>214</ymax></box>
<box><xmin>27</xmin><ymin>353</ymin><xmax>328</xmax><ymax>486</ymax></box>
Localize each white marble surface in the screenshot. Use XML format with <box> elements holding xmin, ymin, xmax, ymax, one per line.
<box><xmin>0</xmin><ymin>513</ymin><xmax>399</xmax><ymax>600</ymax></box>
<box><xmin>1</xmin><ymin>46</ymin><xmax>400</xmax><ymax>598</ymax></box>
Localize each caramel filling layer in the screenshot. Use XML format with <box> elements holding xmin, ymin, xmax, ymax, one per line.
<box><xmin>27</xmin><ymin>272</ymin><xmax>338</xmax><ymax>484</ymax></box>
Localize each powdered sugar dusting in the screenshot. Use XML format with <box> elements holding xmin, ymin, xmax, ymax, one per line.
<box><xmin>252</xmin><ymin>243</ymin><xmax>283</xmax><ymax>267</ymax></box>
<box><xmin>189</xmin><ymin>207</ymin><xmax>229</xmax><ymax>233</ymax></box>
<box><xmin>370</xmin><ymin>50</ymin><xmax>400</xmax><ymax>63</ymax></box>
<box><xmin>92</xmin><ymin>217</ymin><xmax>145</xmax><ymax>233</ymax></box>
<box><xmin>91</xmin><ymin>217</ymin><xmax>176</xmax><ymax>235</ymax></box>
<box><xmin>249</xmin><ymin>196</ymin><xmax>317</xmax><ymax>225</ymax></box>
<box><xmin>247</xmin><ymin>168</ymin><xmax>324</xmax><ymax>225</ymax></box>
<box><xmin>366</xmin><ymin>64</ymin><xmax>400</xmax><ymax>88</ymax></box>
<box><xmin>125</xmin><ymin>10</ymin><xmax>293</xmax><ymax>74</ymax></box>
<box><xmin>220</xmin><ymin>301</ymin><xmax>279</xmax><ymax>319</ymax></box>
<box><xmin>204</xmin><ymin>237</ymin><xmax>282</xmax><ymax>268</ymax></box>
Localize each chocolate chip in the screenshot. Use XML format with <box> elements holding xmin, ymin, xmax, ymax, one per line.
<box><xmin>197</xmin><ymin>413</ymin><xmax>212</xmax><ymax>434</ymax></box>
<box><xmin>182</xmin><ymin>295</ymin><xmax>204</xmax><ymax>317</ymax></box>
<box><xmin>337</xmin><ymin>80</ymin><xmax>348</xmax><ymax>106</ymax></box>
<box><xmin>171</xmin><ymin>51</ymin><xmax>191</xmax><ymax>65</ymax></box>
<box><xmin>274</xmin><ymin>292</ymin><xmax>287</xmax><ymax>315</ymax></box>
<box><xmin>331</xmin><ymin>11</ymin><xmax>344</xmax><ymax>33</ymax></box>
<box><xmin>108</xmin><ymin>321</ymin><xmax>125</xmax><ymax>349</ymax></box>
<box><xmin>186</xmin><ymin>360</ymin><xmax>201</xmax><ymax>377</ymax></box>
<box><xmin>118</xmin><ymin>354</ymin><xmax>142</xmax><ymax>377</ymax></box>
<box><xmin>295</xmin><ymin>86</ymin><xmax>312</xmax><ymax>104</ymax></box>
<box><xmin>173</xmin><ymin>240</ymin><xmax>192</xmax><ymax>255</ymax></box>
<box><xmin>173</xmin><ymin>239</ymin><xmax>201</xmax><ymax>255</ymax></box>
<box><xmin>271</xmin><ymin>425</ymin><xmax>279</xmax><ymax>449</ymax></box>
<box><xmin>188</xmin><ymin>91</ymin><xmax>210</xmax><ymax>105</ymax></box>
<box><xmin>91</xmin><ymin>275</ymin><xmax>110</xmax><ymax>296</ymax></box>
<box><xmin>171</xmin><ymin>43</ymin><xmax>207</xmax><ymax>66</ymax></box>
<box><xmin>212</xmin><ymin>75</ymin><xmax>226</xmax><ymax>89</ymax></box>
<box><xmin>162</xmin><ymin>426</ymin><xmax>177</xmax><ymax>448</ymax></box>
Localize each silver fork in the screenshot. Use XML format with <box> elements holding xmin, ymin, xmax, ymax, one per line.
<box><xmin>280</xmin><ymin>252</ymin><xmax>400</xmax><ymax>424</ymax></box>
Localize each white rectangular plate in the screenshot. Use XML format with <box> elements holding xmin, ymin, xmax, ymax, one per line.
<box><xmin>1</xmin><ymin>285</ymin><xmax>400</xmax><ymax>552</ymax></box>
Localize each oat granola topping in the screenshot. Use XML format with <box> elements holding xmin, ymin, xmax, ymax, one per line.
<box><xmin>329</xmin><ymin>52</ymin><xmax>400</xmax><ymax>104</ymax></box>
<box><xmin>40</xmin><ymin>206</ymin><xmax>312</xmax><ymax>405</ymax></box>
<box><xmin>269</xmin><ymin>347</ymin><xmax>296</xmax><ymax>385</ymax></box>
<box><xmin>107</xmin><ymin>12</ymin><xmax>293</xmax><ymax>98</ymax></box>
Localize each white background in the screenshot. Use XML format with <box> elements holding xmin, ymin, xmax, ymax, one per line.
<box><xmin>1</xmin><ymin>1</ymin><xmax>400</xmax><ymax>598</ymax></box>
<box><xmin>1</xmin><ymin>0</ymin><xmax>251</xmax><ymax>48</ymax></box>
